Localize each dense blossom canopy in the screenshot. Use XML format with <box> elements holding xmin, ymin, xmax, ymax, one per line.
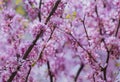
<box><xmin>0</xmin><ymin>0</ymin><xmax>120</xmax><ymax>82</ymax></box>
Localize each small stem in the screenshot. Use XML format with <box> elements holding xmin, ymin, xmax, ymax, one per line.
<box><xmin>74</xmin><ymin>63</ymin><xmax>84</xmax><ymax>82</ymax></box>
<box><xmin>7</xmin><ymin>65</ymin><xmax>20</xmax><ymax>82</ymax></box>
<box><xmin>38</xmin><ymin>0</ymin><xmax>42</xmax><ymax>22</ymax></box>
<box><xmin>82</xmin><ymin>15</ymin><xmax>90</xmax><ymax>46</ymax></box>
<box><xmin>45</xmin><ymin>0</ymin><xmax>61</xmax><ymax>24</ymax></box>
<box><xmin>102</xmin><ymin>0</ymin><xmax>106</xmax><ymax>8</ymax></box>
<box><xmin>25</xmin><ymin>65</ymin><xmax>32</xmax><ymax>82</ymax></box>
<box><xmin>38</xmin><ymin>25</ymin><xmax>56</xmax><ymax>60</ymax></box>
<box><xmin>93</xmin><ymin>74</ymin><xmax>96</xmax><ymax>82</ymax></box>
<box><xmin>103</xmin><ymin>67</ymin><xmax>107</xmax><ymax>81</ymax></box>
<box><xmin>115</xmin><ymin>18</ymin><xmax>120</xmax><ymax>37</ymax></box>
<box><xmin>95</xmin><ymin>4</ymin><xmax>99</xmax><ymax>18</ymax></box>
<box><xmin>69</xmin><ymin>33</ymin><xmax>97</xmax><ymax>62</ymax></box>
<box><xmin>94</xmin><ymin>0</ymin><xmax>109</xmax><ymax>81</ymax></box>
<box><xmin>47</xmin><ymin>61</ymin><xmax>53</xmax><ymax>82</ymax></box>
<box><xmin>101</xmin><ymin>18</ymin><xmax>120</xmax><ymax>81</ymax></box>
<box><xmin>23</xmin><ymin>30</ymin><xmax>44</xmax><ymax>59</ymax></box>
<box><xmin>57</xmin><ymin>28</ymin><xmax>97</xmax><ymax>63</ymax></box>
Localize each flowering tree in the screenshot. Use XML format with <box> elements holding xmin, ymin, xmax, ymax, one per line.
<box><xmin>0</xmin><ymin>0</ymin><xmax>120</xmax><ymax>82</ymax></box>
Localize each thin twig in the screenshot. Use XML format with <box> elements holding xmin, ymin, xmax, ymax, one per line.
<box><xmin>102</xmin><ymin>17</ymin><xmax>120</xmax><ymax>80</ymax></box>
<box><xmin>102</xmin><ymin>0</ymin><xmax>106</xmax><ymax>8</ymax></box>
<box><xmin>7</xmin><ymin>65</ymin><xmax>21</xmax><ymax>82</ymax></box>
<box><xmin>94</xmin><ymin>0</ymin><xmax>109</xmax><ymax>81</ymax></box>
<box><xmin>38</xmin><ymin>0</ymin><xmax>42</xmax><ymax>22</ymax></box>
<box><xmin>93</xmin><ymin>73</ymin><xmax>96</xmax><ymax>82</ymax></box>
<box><xmin>25</xmin><ymin>65</ymin><xmax>32</xmax><ymax>82</ymax></box>
<box><xmin>115</xmin><ymin>18</ymin><xmax>120</xmax><ymax>37</ymax></box>
<box><xmin>74</xmin><ymin>63</ymin><xmax>84</xmax><ymax>82</ymax></box>
<box><xmin>45</xmin><ymin>0</ymin><xmax>61</xmax><ymax>24</ymax></box>
<box><xmin>23</xmin><ymin>30</ymin><xmax>44</xmax><ymax>59</ymax></box>
<box><xmin>57</xmin><ymin>28</ymin><xmax>97</xmax><ymax>62</ymax></box>
<box><xmin>69</xmin><ymin>33</ymin><xmax>97</xmax><ymax>62</ymax></box>
<box><xmin>38</xmin><ymin>25</ymin><xmax>56</xmax><ymax>60</ymax></box>
<box><xmin>82</xmin><ymin>15</ymin><xmax>90</xmax><ymax>46</ymax></box>
<box><xmin>47</xmin><ymin>61</ymin><xmax>53</xmax><ymax>82</ymax></box>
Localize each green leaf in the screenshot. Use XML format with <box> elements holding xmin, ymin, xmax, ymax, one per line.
<box><xmin>15</xmin><ymin>0</ymin><xmax>22</xmax><ymax>5</ymax></box>
<box><xmin>16</xmin><ymin>6</ymin><xmax>26</xmax><ymax>15</ymax></box>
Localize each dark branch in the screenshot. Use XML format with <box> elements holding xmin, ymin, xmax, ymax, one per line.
<box><xmin>101</xmin><ymin>39</ymin><xmax>110</xmax><ymax>81</ymax></box>
<box><xmin>57</xmin><ymin>27</ymin><xmax>97</xmax><ymax>62</ymax></box>
<box><xmin>47</xmin><ymin>61</ymin><xmax>53</xmax><ymax>82</ymax></box>
<box><xmin>38</xmin><ymin>0</ymin><xmax>42</xmax><ymax>22</ymax></box>
<box><xmin>102</xmin><ymin>0</ymin><xmax>106</xmax><ymax>8</ymax></box>
<box><xmin>7</xmin><ymin>22</ymin><xmax>44</xmax><ymax>82</ymax></box>
<box><xmin>94</xmin><ymin>0</ymin><xmax>109</xmax><ymax>81</ymax></box>
<box><xmin>23</xmin><ymin>30</ymin><xmax>44</xmax><ymax>59</ymax></box>
<box><xmin>7</xmin><ymin>65</ymin><xmax>20</xmax><ymax>82</ymax></box>
<box><xmin>93</xmin><ymin>74</ymin><xmax>96</xmax><ymax>82</ymax></box>
<box><xmin>115</xmin><ymin>18</ymin><xmax>120</xmax><ymax>37</ymax></box>
<box><xmin>25</xmin><ymin>65</ymin><xmax>32</xmax><ymax>82</ymax></box>
<box><xmin>101</xmin><ymin>18</ymin><xmax>120</xmax><ymax>81</ymax></box>
<box><xmin>7</xmin><ymin>0</ymin><xmax>61</xmax><ymax>81</ymax></box>
<box><xmin>45</xmin><ymin>0</ymin><xmax>61</xmax><ymax>24</ymax></box>
<box><xmin>69</xmin><ymin>33</ymin><xmax>97</xmax><ymax>62</ymax></box>
<box><xmin>82</xmin><ymin>15</ymin><xmax>90</xmax><ymax>46</ymax></box>
<box><xmin>95</xmin><ymin>4</ymin><xmax>99</xmax><ymax>18</ymax></box>
<box><xmin>38</xmin><ymin>25</ymin><xmax>56</xmax><ymax>60</ymax></box>
<box><xmin>74</xmin><ymin>63</ymin><xmax>84</xmax><ymax>82</ymax></box>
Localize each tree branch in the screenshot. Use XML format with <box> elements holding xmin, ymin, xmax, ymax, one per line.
<box><xmin>101</xmin><ymin>17</ymin><xmax>120</xmax><ymax>81</ymax></box>
<box><xmin>101</xmin><ymin>18</ymin><xmax>120</xmax><ymax>81</ymax></box>
<box><xmin>82</xmin><ymin>15</ymin><xmax>90</xmax><ymax>46</ymax></box>
<box><xmin>23</xmin><ymin>30</ymin><xmax>44</xmax><ymax>59</ymax></box>
<box><xmin>115</xmin><ymin>18</ymin><xmax>120</xmax><ymax>37</ymax></box>
<box><xmin>69</xmin><ymin>33</ymin><xmax>97</xmax><ymax>62</ymax></box>
<box><xmin>74</xmin><ymin>63</ymin><xmax>84</xmax><ymax>82</ymax></box>
<box><xmin>57</xmin><ymin>28</ymin><xmax>97</xmax><ymax>63</ymax></box>
<box><xmin>38</xmin><ymin>0</ymin><xmax>42</xmax><ymax>22</ymax></box>
<box><xmin>7</xmin><ymin>0</ymin><xmax>61</xmax><ymax>81</ymax></box>
<box><xmin>93</xmin><ymin>73</ymin><xmax>96</xmax><ymax>82</ymax></box>
<box><xmin>25</xmin><ymin>65</ymin><xmax>32</xmax><ymax>82</ymax></box>
<box><xmin>45</xmin><ymin>0</ymin><xmax>61</xmax><ymax>24</ymax></box>
<box><xmin>38</xmin><ymin>25</ymin><xmax>56</xmax><ymax>60</ymax></box>
<box><xmin>94</xmin><ymin>0</ymin><xmax>110</xmax><ymax>81</ymax></box>
<box><xmin>47</xmin><ymin>61</ymin><xmax>53</xmax><ymax>82</ymax></box>
<box><xmin>7</xmin><ymin>65</ymin><xmax>21</xmax><ymax>82</ymax></box>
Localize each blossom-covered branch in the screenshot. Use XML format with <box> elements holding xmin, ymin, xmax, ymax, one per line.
<box><xmin>6</xmin><ymin>0</ymin><xmax>61</xmax><ymax>82</ymax></box>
